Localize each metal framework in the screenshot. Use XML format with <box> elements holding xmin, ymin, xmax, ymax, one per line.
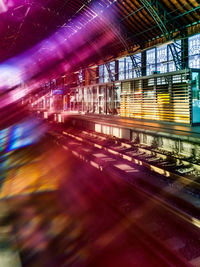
<box><xmin>114</xmin><ymin>32</ymin><xmax>142</xmax><ymax>77</ymax></box>
<box><xmin>104</xmin><ymin>62</ymin><xmax>115</xmax><ymax>83</ymax></box>
<box><xmin>87</xmin><ymin>67</ymin><xmax>97</xmax><ymax>84</ymax></box>
<box><xmin>139</xmin><ymin>0</ymin><xmax>183</xmax><ymax>70</ymax></box>
<box><xmin>129</xmin><ymin>54</ymin><xmax>142</xmax><ymax>77</ymax></box>
<box><xmin>107</xmin><ymin>22</ymin><xmax>142</xmax><ymax>77</ymax></box>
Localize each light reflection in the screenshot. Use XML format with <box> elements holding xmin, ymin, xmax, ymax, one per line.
<box><xmin>0</xmin><ymin>0</ymin><xmax>118</xmax><ymax>98</ymax></box>
<box><xmin>0</xmin><ymin>0</ymin><xmax>13</xmax><ymax>13</ymax></box>
<box><xmin>0</xmin><ymin>118</ymin><xmax>46</xmax><ymax>153</ymax></box>
<box><xmin>0</xmin><ymin>64</ymin><xmax>22</xmax><ymax>90</ymax></box>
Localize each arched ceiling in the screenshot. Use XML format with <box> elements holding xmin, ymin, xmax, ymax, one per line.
<box><xmin>0</xmin><ymin>0</ymin><xmax>199</xmax><ymax>70</ymax></box>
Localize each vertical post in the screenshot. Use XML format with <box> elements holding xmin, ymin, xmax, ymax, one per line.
<box><xmin>93</xmin><ymin>87</ymin><xmax>95</xmax><ymax>113</ymax></box>
<box><xmin>141</xmin><ymin>51</ymin><xmax>146</xmax><ymax>77</ymax></box>
<box><xmin>181</xmin><ymin>37</ymin><xmax>189</xmax><ymax>69</ymax></box>
<box><xmin>115</xmin><ymin>60</ymin><xmax>119</xmax><ymax>81</ymax></box>
<box><xmin>189</xmin><ymin>70</ymin><xmax>193</xmax><ymax>125</ymax></box>
<box><xmin>82</xmin><ymin>88</ymin><xmax>84</xmax><ymax>113</ymax></box>
<box><xmin>112</xmin><ymin>83</ymin><xmax>115</xmax><ymax>114</ymax></box>
<box><xmin>168</xmin><ymin>75</ymin><xmax>173</xmax><ymax>122</ymax></box>
<box><xmin>97</xmin><ymin>86</ymin><xmax>100</xmax><ymax>114</ymax></box>
<box><xmin>141</xmin><ymin>79</ymin><xmax>144</xmax><ymax>119</ymax></box>
<box><xmin>105</xmin><ymin>84</ymin><xmax>108</xmax><ymax>114</ymax></box>
<box><xmin>97</xmin><ymin>66</ymin><xmax>100</xmax><ymax>84</ymax></box>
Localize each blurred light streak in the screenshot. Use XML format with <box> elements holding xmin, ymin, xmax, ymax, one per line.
<box><xmin>0</xmin><ymin>128</ymin><xmax>9</xmax><ymax>151</ymax></box>
<box><xmin>0</xmin><ymin>0</ymin><xmax>118</xmax><ymax>103</ymax></box>
<box><xmin>0</xmin><ymin>0</ymin><xmax>14</xmax><ymax>13</ymax></box>
<box><xmin>0</xmin><ymin>0</ymin><xmax>8</xmax><ymax>13</ymax></box>
<box><xmin>0</xmin><ymin>118</ymin><xmax>46</xmax><ymax>153</ymax></box>
<box><xmin>0</xmin><ymin>64</ymin><xmax>22</xmax><ymax>90</ymax></box>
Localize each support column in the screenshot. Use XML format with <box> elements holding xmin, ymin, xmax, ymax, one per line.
<box><xmin>181</xmin><ymin>38</ymin><xmax>189</xmax><ymax>69</ymax></box>
<box><xmin>141</xmin><ymin>51</ymin><xmax>146</xmax><ymax>77</ymax></box>
<box><xmin>115</xmin><ymin>60</ymin><xmax>119</xmax><ymax>81</ymax></box>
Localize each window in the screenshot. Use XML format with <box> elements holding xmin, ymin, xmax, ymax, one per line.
<box><xmin>147</xmin><ymin>48</ymin><xmax>156</xmax><ymax>75</ymax></box>
<box><xmin>168</xmin><ymin>45</ymin><xmax>176</xmax><ymax>72</ymax></box>
<box><xmin>119</xmin><ymin>58</ymin><xmax>125</xmax><ymax>80</ymax></box>
<box><xmin>189</xmin><ymin>34</ymin><xmax>200</xmax><ymax>69</ymax></box>
<box><xmin>118</xmin><ymin>53</ymin><xmax>141</xmax><ymax>80</ymax></box>
<box><xmin>133</xmin><ymin>54</ymin><xmax>142</xmax><ymax>78</ymax></box>
<box><xmin>157</xmin><ymin>46</ymin><xmax>167</xmax><ymax>73</ymax></box>
<box><xmin>99</xmin><ymin>65</ymin><xmax>104</xmax><ymax>83</ymax></box>
<box><xmin>78</xmin><ymin>69</ymin><xmax>84</xmax><ymax>83</ymax></box>
<box><xmin>146</xmin><ymin>41</ymin><xmax>182</xmax><ymax>75</ymax></box>
<box><xmin>168</xmin><ymin>41</ymin><xmax>181</xmax><ymax>72</ymax></box>
<box><xmin>126</xmin><ymin>57</ymin><xmax>133</xmax><ymax>79</ymax></box>
<box><xmin>104</xmin><ymin>66</ymin><xmax>109</xmax><ymax>83</ymax></box>
<box><xmin>99</xmin><ymin>61</ymin><xmax>115</xmax><ymax>83</ymax></box>
<box><xmin>110</xmin><ymin>61</ymin><xmax>116</xmax><ymax>79</ymax></box>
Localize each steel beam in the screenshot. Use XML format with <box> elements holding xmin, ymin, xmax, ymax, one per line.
<box><xmin>107</xmin><ymin>22</ymin><xmax>142</xmax><ymax>77</ymax></box>
<box><xmin>87</xmin><ymin>68</ymin><xmax>96</xmax><ymax>84</ymax></box>
<box><xmin>104</xmin><ymin>62</ymin><xmax>115</xmax><ymax>82</ymax></box>
<box><xmin>139</xmin><ymin>0</ymin><xmax>183</xmax><ymax>70</ymax></box>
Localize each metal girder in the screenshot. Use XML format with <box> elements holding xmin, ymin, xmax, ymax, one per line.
<box><xmin>150</xmin><ymin>0</ymin><xmax>182</xmax><ymax>32</ymax></box>
<box><xmin>140</xmin><ymin>0</ymin><xmax>182</xmax><ymax>70</ymax></box>
<box><xmin>168</xmin><ymin>41</ymin><xmax>182</xmax><ymax>71</ymax></box>
<box><xmin>114</xmin><ymin>25</ymin><xmax>142</xmax><ymax>77</ymax></box>
<box><xmin>104</xmin><ymin>62</ymin><xmax>115</xmax><ymax>83</ymax></box>
<box><xmin>105</xmin><ymin>55</ymin><xmax>142</xmax><ymax>81</ymax></box>
<box><xmin>88</xmin><ymin>64</ymin><xmax>115</xmax><ymax>84</ymax></box>
<box><xmin>87</xmin><ymin>68</ymin><xmax>96</xmax><ymax>84</ymax></box>
<box><xmin>106</xmin><ymin>22</ymin><xmax>142</xmax><ymax>77</ymax></box>
<box><xmin>129</xmin><ymin>54</ymin><xmax>142</xmax><ymax>77</ymax></box>
<box><xmin>140</xmin><ymin>0</ymin><xmax>170</xmax><ymax>37</ymax></box>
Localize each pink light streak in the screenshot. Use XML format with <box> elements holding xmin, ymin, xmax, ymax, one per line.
<box><xmin>0</xmin><ymin>0</ymin><xmax>119</xmax><ymax>106</ymax></box>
